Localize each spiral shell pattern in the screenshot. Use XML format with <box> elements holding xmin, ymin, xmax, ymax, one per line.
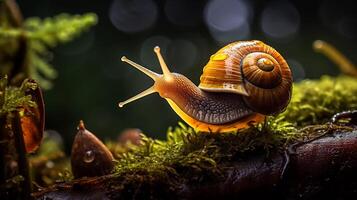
<box><xmin>199</xmin><ymin>40</ymin><xmax>292</xmax><ymax>115</ymax></box>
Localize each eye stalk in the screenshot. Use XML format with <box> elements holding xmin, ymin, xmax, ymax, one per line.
<box><xmin>119</xmin><ymin>46</ymin><xmax>172</xmax><ymax>108</ymax></box>
<box><xmin>154</xmin><ymin>46</ymin><xmax>172</xmax><ymax>79</ymax></box>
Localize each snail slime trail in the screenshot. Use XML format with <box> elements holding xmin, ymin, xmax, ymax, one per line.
<box><xmin>119</xmin><ymin>41</ymin><xmax>292</xmax><ymax>133</ymax></box>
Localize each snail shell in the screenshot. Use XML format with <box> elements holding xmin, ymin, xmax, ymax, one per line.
<box><xmin>199</xmin><ymin>40</ymin><xmax>292</xmax><ymax>115</ymax></box>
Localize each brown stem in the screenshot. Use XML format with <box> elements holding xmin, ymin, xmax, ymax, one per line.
<box><xmin>0</xmin><ymin>0</ymin><xmax>28</xmax><ymax>87</ymax></box>
<box><xmin>313</xmin><ymin>40</ymin><xmax>357</xmax><ymax>77</ymax></box>
<box><xmin>11</xmin><ymin>112</ymin><xmax>31</xmax><ymax>200</ymax></box>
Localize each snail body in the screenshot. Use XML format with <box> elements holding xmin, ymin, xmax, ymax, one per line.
<box><xmin>119</xmin><ymin>40</ymin><xmax>292</xmax><ymax>133</ymax></box>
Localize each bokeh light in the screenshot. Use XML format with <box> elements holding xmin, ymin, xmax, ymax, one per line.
<box><xmin>261</xmin><ymin>1</ymin><xmax>300</xmax><ymax>40</ymax></box>
<box><xmin>164</xmin><ymin>0</ymin><xmax>203</xmax><ymax>27</ymax></box>
<box><xmin>141</xmin><ymin>37</ymin><xmax>198</xmax><ymax>71</ymax></box>
<box><xmin>204</xmin><ymin>0</ymin><xmax>252</xmax><ymax>43</ymax></box>
<box><xmin>140</xmin><ymin>36</ymin><xmax>171</xmax><ymax>69</ymax></box>
<box><xmin>287</xmin><ymin>59</ymin><xmax>305</xmax><ymax>82</ymax></box>
<box><xmin>109</xmin><ymin>0</ymin><xmax>158</xmax><ymax>33</ymax></box>
<box><xmin>167</xmin><ymin>39</ymin><xmax>198</xmax><ymax>70</ymax></box>
<box><xmin>207</xmin><ymin>23</ymin><xmax>251</xmax><ymax>44</ymax></box>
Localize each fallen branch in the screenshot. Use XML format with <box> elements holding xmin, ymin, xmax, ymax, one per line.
<box><xmin>33</xmin><ymin>129</ymin><xmax>357</xmax><ymax>199</ymax></box>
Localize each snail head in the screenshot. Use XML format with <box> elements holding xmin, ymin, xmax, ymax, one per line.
<box><xmin>119</xmin><ymin>46</ymin><xmax>183</xmax><ymax>107</ymax></box>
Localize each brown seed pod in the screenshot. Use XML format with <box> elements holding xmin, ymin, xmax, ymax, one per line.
<box><xmin>21</xmin><ymin>79</ymin><xmax>45</xmax><ymax>153</ymax></box>
<box><xmin>71</xmin><ymin>120</ymin><xmax>114</xmax><ymax>178</ymax></box>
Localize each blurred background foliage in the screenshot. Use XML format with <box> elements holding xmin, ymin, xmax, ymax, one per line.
<box><xmin>13</xmin><ymin>0</ymin><xmax>357</xmax><ymax>151</ymax></box>
<box><xmin>0</xmin><ymin>11</ymin><xmax>97</xmax><ymax>89</ymax></box>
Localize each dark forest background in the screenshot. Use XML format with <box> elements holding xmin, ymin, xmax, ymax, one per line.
<box><xmin>18</xmin><ymin>0</ymin><xmax>357</xmax><ymax>150</ymax></box>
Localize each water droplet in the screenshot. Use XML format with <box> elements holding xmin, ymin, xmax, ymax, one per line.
<box><xmin>83</xmin><ymin>150</ymin><xmax>95</xmax><ymax>163</ymax></box>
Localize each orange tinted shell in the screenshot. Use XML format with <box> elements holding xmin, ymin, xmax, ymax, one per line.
<box><xmin>199</xmin><ymin>40</ymin><xmax>292</xmax><ymax>115</ymax></box>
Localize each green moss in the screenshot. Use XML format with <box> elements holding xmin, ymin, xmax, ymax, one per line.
<box><xmin>0</xmin><ymin>77</ymin><xmax>37</xmax><ymax>116</ymax></box>
<box><xmin>280</xmin><ymin>75</ymin><xmax>357</xmax><ymax>126</ymax></box>
<box><xmin>112</xmin><ymin>75</ymin><xmax>357</xmax><ymax>183</ymax></box>
<box><xmin>24</xmin><ymin>13</ymin><xmax>98</xmax><ymax>47</ymax></box>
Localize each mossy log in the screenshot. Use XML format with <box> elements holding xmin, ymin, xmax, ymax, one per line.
<box><xmin>33</xmin><ymin>129</ymin><xmax>357</xmax><ymax>199</ymax></box>
<box><xmin>30</xmin><ymin>74</ymin><xmax>357</xmax><ymax>199</ymax></box>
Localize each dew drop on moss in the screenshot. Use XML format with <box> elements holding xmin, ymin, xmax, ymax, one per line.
<box><xmin>83</xmin><ymin>150</ymin><xmax>95</xmax><ymax>163</ymax></box>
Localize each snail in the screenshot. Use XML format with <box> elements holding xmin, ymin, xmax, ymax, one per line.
<box><xmin>119</xmin><ymin>40</ymin><xmax>292</xmax><ymax>132</ymax></box>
